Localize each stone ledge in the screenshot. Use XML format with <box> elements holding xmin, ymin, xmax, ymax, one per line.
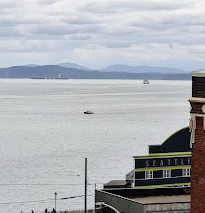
<box><xmin>189</xmin><ymin>97</ymin><xmax>205</xmax><ymax>103</ymax></box>
<box><xmin>192</xmin><ymin>71</ymin><xmax>205</xmax><ymax>77</ymax></box>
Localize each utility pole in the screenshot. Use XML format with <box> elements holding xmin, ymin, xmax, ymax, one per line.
<box><xmin>85</xmin><ymin>158</ymin><xmax>87</xmax><ymax>213</ymax></box>
<box><xmin>55</xmin><ymin>192</ymin><xmax>57</xmax><ymax>212</ymax></box>
<box><xmin>94</xmin><ymin>183</ymin><xmax>97</xmax><ymax>213</ymax></box>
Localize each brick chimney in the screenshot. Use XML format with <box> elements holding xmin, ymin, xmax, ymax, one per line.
<box><xmin>189</xmin><ymin>71</ymin><xmax>205</xmax><ymax>213</ymax></box>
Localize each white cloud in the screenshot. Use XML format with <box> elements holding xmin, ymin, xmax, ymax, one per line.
<box><xmin>0</xmin><ymin>0</ymin><xmax>205</xmax><ymax>70</ymax></box>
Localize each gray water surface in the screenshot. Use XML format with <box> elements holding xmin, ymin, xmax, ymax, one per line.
<box><xmin>0</xmin><ymin>79</ymin><xmax>191</xmax><ymax>212</ymax></box>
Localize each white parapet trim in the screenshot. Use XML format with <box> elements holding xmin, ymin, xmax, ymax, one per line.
<box><xmin>189</xmin><ymin>113</ymin><xmax>205</xmax><ymax>148</ymax></box>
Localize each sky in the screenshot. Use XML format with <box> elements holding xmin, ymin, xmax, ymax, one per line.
<box><xmin>1</xmin><ymin>0</ymin><xmax>205</xmax><ymax>70</ymax></box>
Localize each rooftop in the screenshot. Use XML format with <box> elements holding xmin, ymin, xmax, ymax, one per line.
<box><xmin>130</xmin><ymin>194</ymin><xmax>190</xmax><ymax>204</ymax></box>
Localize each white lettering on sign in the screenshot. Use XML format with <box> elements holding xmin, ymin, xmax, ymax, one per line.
<box><xmin>147</xmin><ymin>203</ymin><xmax>190</xmax><ymax>211</ymax></box>
<box><xmin>143</xmin><ymin>158</ymin><xmax>191</xmax><ymax>168</ymax></box>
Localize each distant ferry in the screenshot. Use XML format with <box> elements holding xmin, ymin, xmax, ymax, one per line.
<box><xmin>143</xmin><ymin>79</ymin><xmax>149</xmax><ymax>84</ymax></box>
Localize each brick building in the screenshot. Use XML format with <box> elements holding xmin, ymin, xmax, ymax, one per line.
<box><xmin>189</xmin><ymin>71</ymin><xmax>205</xmax><ymax>213</ymax></box>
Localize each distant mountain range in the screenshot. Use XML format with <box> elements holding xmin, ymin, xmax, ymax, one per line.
<box><xmin>21</xmin><ymin>62</ymin><xmax>187</xmax><ymax>74</ymax></box>
<box><xmin>22</xmin><ymin>64</ymin><xmax>40</xmax><ymax>67</ymax></box>
<box><xmin>101</xmin><ymin>64</ymin><xmax>185</xmax><ymax>73</ymax></box>
<box><xmin>57</xmin><ymin>62</ymin><xmax>91</xmax><ymax>71</ymax></box>
<box><xmin>0</xmin><ymin>64</ymin><xmax>191</xmax><ymax>80</ymax></box>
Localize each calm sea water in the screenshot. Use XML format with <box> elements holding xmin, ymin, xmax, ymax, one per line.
<box><xmin>0</xmin><ymin>79</ymin><xmax>191</xmax><ymax>213</ymax></box>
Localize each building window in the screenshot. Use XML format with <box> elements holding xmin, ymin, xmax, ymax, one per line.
<box><xmin>182</xmin><ymin>168</ymin><xmax>191</xmax><ymax>177</ymax></box>
<box><xmin>163</xmin><ymin>170</ymin><xmax>171</xmax><ymax>178</ymax></box>
<box><xmin>145</xmin><ymin>171</ymin><xmax>153</xmax><ymax>179</ymax></box>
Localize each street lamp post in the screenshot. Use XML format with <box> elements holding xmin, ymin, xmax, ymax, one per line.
<box><xmin>85</xmin><ymin>158</ymin><xmax>87</xmax><ymax>213</ymax></box>
<box><xmin>55</xmin><ymin>192</ymin><xmax>57</xmax><ymax>212</ymax></box>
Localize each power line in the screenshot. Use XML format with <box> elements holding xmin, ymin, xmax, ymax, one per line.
<box><xmin>61</xmin><ymin>195</ymin><xmax>86</xmax><ymax>200</ymax></box>
<box><xmin>0</xmin><ymin>180</ymin><xmax>133</xmax><ymax>187</ymax></box>
<box><xmin>0</xmin><ymin>195</ymin><xmax>91</xmax><ymax>205</ymax></box>
<box><xmin>0</xmin><ymin>199</ymin><xmax>54</xmax><ymax>205</ymax></box>
<box><xmin>0</xmin><ymin>183</ymin><xmax>94</xmax><ymax>186</ymax></box>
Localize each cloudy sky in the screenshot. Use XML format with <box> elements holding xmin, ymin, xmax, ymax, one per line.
<box><xmin>1</xmin><ymin>0</ymin><xmax>205</xmax><ymax>70</ymax></box>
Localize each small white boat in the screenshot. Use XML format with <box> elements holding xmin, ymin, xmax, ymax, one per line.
<box><xmin>143</xmin><ymin>79</ymin><xmax>149</xmax><ymax>84</ymax></box>
<box><xmin>84</xmin><ymin>111</ymin><xmax>94</xmax><ymax>114</ymax></box>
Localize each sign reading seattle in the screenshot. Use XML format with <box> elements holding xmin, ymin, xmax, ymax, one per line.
<box><xmin>135</xmin><ymin>156</ymin><xmax>191</xmax><ymax>169</ymax></box>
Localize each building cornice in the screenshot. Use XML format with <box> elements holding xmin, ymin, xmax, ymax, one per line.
<box><xmin>189</xmin><ymin>97</ymin><xmax>205</xmax><ymax>103</ymax></box>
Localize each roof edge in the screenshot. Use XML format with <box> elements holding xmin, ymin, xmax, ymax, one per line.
<box><xmin>133</xmin><ymin>152</ymin><xmax>191</xmax><ymax>158</ymax></box>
